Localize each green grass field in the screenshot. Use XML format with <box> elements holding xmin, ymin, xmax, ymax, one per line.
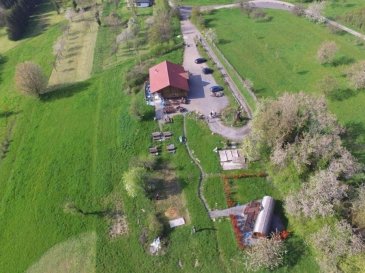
<box><xmin>205</xmin><ymin>8</ymin><xmax>365</xmax><ymax>163</ymax></box>
<box><xmin>0</xmin><ymin>2</ymin><xmax>232</xmax><ymax>273</ymax></box>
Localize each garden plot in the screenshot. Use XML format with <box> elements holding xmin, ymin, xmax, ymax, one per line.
<box><xmin>48</xmin><ymin>8</ymin><xmax>99</xmax><ymax>86</ymax></box>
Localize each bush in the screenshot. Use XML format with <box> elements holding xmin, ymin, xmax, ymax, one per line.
<box><xmin>129</xmin><ymin>93</ymin><xmax>153</xmax><ymax>121</ymax></box>
<box><xmin>250</xmin><ymin>9</ymin><xmax>272</xmax><ymax>22</ymax></box>
<box><xmin>124</xmin><ymin>62</ymin><xmax>150</xmax><ymax>92</ymax></box>
<box><xmin>347</xmin><ymin>61</ymin><xmax>365</xmax><ymax>90</ymax></box>
<box><xmin>122</xmin><ymin>167</ymin><xmax>147</xmax><ymax>198</ymax></box>
<box><xmin>317</xmin><ymin>41</ymin><xmax>338</xmax><ymax>65</ymax></box>
<box><xmin>291</xmin><ymin>5</ymin><xmax>305</xmax><ymax>17</ymax></box>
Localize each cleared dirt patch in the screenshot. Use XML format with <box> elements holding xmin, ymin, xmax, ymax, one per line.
<box><xmin>152</xmin><ymin>169</ymin><xmax>190</xmax><ymax>223</ymax></box>
<box><xmin>26</xmin><ymin>231</ymin><xmax>97</xmax><ymax>273</ymax></box>
<box><xmin>48</xmin><ymin>8</ymin><xmax>99</xmax><ymax>86</ymax></box>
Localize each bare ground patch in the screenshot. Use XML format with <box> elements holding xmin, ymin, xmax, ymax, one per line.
<box><xmin>151</xmin><ymin>168</ymin><xmax>190</xmax><ymax>224</ymax></box>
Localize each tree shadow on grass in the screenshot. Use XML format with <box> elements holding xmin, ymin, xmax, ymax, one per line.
<box><xmin>41</xmin><ymin>81</ymin><xmax>91</xmax><ymax>102</ymax></box>
<box><xmin>342</xmin><ymin>122</ymin><xmax>365</xmax><ymax>164</ymax></box>
<box><xmin>0</xmin><ymin>110</ymin><xmax>21</xmax><ymax>119</ymax></box>
<box><xmin>284</xmin><ymin>233</ymin><xmax>308</xmax><ymax>268</ymax></box>
<box><xmin>22</xmin><ymin>1</ymin><xmax>58</xmax><ymax>40</ymax></box>
<box><xmin>0</xmin><ymin>55</ymin><xmax>8</xmax><ymax>85</ymax></box>
<box><xmin>218</xmin><ymin>39</ymin><xmax>231</xmax><ymax>45</ymax></box>
<box><xmin>332</xmin><ymin>56</ymin><xmax>355</xmax><ymax>67</ymax></box>
<box><xmin>328</xmin><ymin>88</ymin><xmax>357</xmax><ymax>101</ymax></box>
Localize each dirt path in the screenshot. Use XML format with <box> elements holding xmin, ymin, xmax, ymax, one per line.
<box><xmin>48</xmin><ymin>9</ymin><xmax>99</xmax><ymax>86</ymax></box>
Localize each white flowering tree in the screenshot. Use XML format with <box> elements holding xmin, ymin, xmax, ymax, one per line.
<box><xmin>285</xmin><ymin>169</ymin><xmax>348</xmax><ymax>218</ymax></box>
<box><xmin>244</xmin><ymin>234</ymin><xmax>287</xmax><ymax>271</ymax></box>
<box><xmin>347</xmin><ymin>61</ymin><xmax>365</xmax><ymax>90</ymax></box>
<box><xmin>309</xmin><ymin>220</ymin><xmax>364</xmax><ymax>272</ymax></box>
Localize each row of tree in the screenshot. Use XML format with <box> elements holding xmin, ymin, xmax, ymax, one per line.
<box><xmin>0</xmin><ymin>0</ymin><xmax>42</xmax><ymax>40</ymax></box>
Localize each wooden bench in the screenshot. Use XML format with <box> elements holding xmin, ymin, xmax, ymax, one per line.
<box><xmin>167</xmin><ymin>144</ymin><xmax>176</xmax><ymax>153</ymax></box>
<box><xmin>152</xmin><ymin>132</ymin><xmax>162</xmax><ymax>141</ymax></box>
<box><xmin>163</xmin><ymin>131</ymin><xmax>173</xmax><ymax>139</ymax></box>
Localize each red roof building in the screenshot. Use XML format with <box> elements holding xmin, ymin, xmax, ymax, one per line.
<box><xmin>149</xmin><ymin>61</ymin><xmax>189</xmax><ymax>99</ymax></box>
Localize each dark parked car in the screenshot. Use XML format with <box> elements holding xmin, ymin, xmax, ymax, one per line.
<box><xmin>202</xmin><ymin>67</ymin><xmax>214</xmax><ymax>74</ymax></box>
<box><xmin>210</xmin><ymin>85</ymin><xmax>224</xmax><ymax>92</ymax></box>
<box><xmin>194</xmin><ymin>58</ymin><xmax>207</xmax><ymax>64</ymax></box>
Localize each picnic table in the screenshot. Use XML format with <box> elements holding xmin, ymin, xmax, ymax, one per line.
<box><xmin>167</xmin><ymin>144</ymin><xmax>176</xmax><ymax>153</ymax></box>
<box><xmin>163</xmin><ymin>131</ymin><xmax>173</xmax><ymax>139</ymax></box>
<box><xmin>152</xmin><ymin>132</ymin><xmax>162</xmax><ymax>141</ymax></box>
<box><xmin>149</xmin><ymin>147</ymin><xmax>159</xmax><ymax>155</ymax></box>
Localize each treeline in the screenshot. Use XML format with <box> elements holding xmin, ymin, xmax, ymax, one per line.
<box><xmin>0</xmin><ymin>0</ymin><xmax>42</xmax><ymax>40</ymax></box>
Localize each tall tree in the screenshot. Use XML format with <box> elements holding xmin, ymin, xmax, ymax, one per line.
<box><xmin>14</xmin><ymin>61</ymin><xmax>48</xmax><ymax>96</ymax></box>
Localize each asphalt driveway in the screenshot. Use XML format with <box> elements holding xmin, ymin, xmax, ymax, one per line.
<box><xmin>181</xmin><ymin>19</ymin><xmax>229</xmax><ymax>116</ymax></box>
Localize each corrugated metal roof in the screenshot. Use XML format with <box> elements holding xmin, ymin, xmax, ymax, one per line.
<box><xmin>253</xmin><ymin>196</ymin><xmax>275</xmax><ymax>237</ymax></box>
<box><xmin>149</xmin><ymin>61</ymin><xmax>189</xmax><ymax>93</ymax></box>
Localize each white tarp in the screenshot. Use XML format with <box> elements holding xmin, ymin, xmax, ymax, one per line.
<box><xmin>169</xmin><ymin>217</ymin><xmax>185</xmax><ymax>228</ymax></box>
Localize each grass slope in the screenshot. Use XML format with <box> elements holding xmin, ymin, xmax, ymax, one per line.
<box><xmin>0</xmin><ymin>3</ymin><xmax>228</xmax><ymax>273</ymax></box>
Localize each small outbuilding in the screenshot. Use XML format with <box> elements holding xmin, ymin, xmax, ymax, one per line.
<box><xmin>149</xmin><ymin>61</ymin><xmax>189</xmax><ymax>100</ymax></box>
<box><xmin>133</xmin><ymin>0</ymin><xmax>153</xmax><ymax>8</ymax></box>
<box><xmin>253</xmin><ymin>196</ymin><xmax>275</xmax><ymax>238</ymax></box>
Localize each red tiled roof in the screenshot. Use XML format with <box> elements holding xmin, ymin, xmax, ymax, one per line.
<box><xmin>149</xmin><ymin>61</ymin><xmax>189</xmax><ymax>94</ymax></box>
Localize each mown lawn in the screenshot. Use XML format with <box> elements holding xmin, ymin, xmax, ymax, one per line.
<box><xmin>204</xmin><ymin>8</ymin><xmax>365</xmax><ymax>163</ymax></box>
<box><xmin>0</xmin><ymin>2</ymin><xmax>230</xmax><ymax>273</ymax></box>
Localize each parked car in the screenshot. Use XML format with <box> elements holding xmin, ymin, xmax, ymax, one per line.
<box><xmin>210</xmin><ymin>85</ymin><xmax>224</xmax><ymax>92</ymax></box>
<box><xmin>194</xmin><ymin>58</ymin><xmax>207</xmax><ymax>64</ymax></box>
<box><xmin>202</xmin><ymin>67</ymin><xmax>214</xmax><ymax>74</ymax></box>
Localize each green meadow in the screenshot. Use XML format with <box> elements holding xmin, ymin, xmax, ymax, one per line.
<box><xmin>205</xmin><ymin>8</ymin><xmax>365</xmax><ymax>162</ymax></box>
